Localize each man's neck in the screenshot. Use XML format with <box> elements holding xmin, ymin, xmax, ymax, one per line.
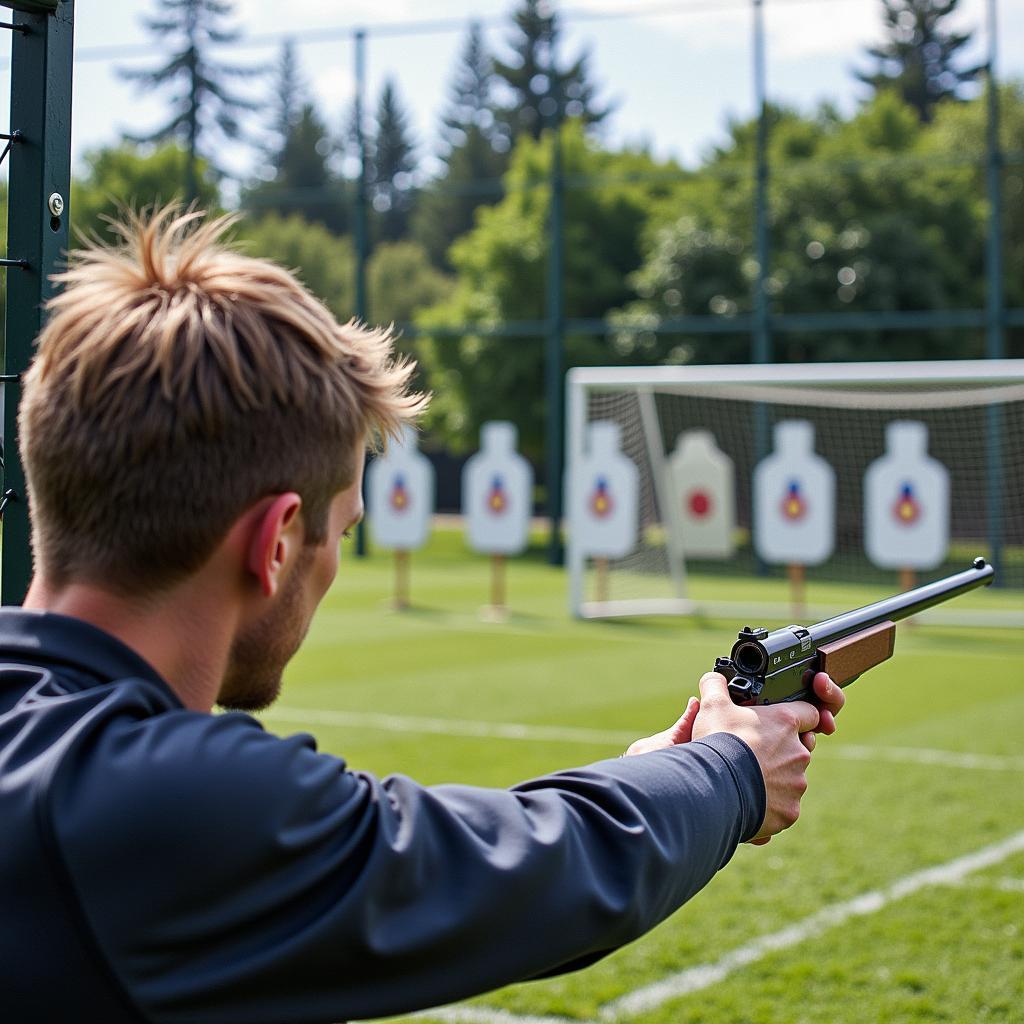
<box><xmin>23</xmin><ymin>572</ymin><xmax>239</xmax><ymax>713</ymax></box>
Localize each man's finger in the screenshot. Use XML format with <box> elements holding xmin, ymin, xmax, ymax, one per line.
<box><xmin>800</xmin><ymin>731</ymin><xmax>816</xmax><ymax>753</ymax></box>
<box><xmin>788</xmin><ymin>699</ymin><xmax>820</xmax><ymax>734</ymax></box>
<box><xmin>812</xmin><ymin>672</ymin><xmax>845</xmax><ymax>717</ymax></box>
<box><xmin>668</xmin><ymin>696</ymin><xmax>700</xmax><ymax>743</ymax></box>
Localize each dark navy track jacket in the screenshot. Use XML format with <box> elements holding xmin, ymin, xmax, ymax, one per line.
<box><xmin>0</xmin><ymin>608</ymin><xmax>765</xmax><ymax>1023</ymax></box>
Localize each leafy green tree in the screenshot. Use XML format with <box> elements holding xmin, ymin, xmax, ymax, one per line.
<box><xmin>413</xmin><ymin>22</ymin><xmax>508</xmax><ymax>269</ymax></box>
<box><xmin>369</xmin><ymin>80</ymin><xmax>418</xmax><ymax>243</ymax></box>
<box><xmin>493</xmin><ymin>0</ymin><xmax>609</xmax><ymax>143</ymax></box>
<box><xmin>71</xmin><ymin>142</ymin><xmax>221</xmax><ymax>242</ymax></box>
<box><xmin>120</xmin><ymin>0</ymin><xmax>262</xmax><ymax>199</ymax></box>
<box><xmin>368</xmin><ymin>242</ymin><xmax>454</xmax><ymax>329</ymax></box>
<box><xmin>614</xmin><ymin>91</ymin><xmax>1000</xmax><ymax>365</ymax></box>
<box><xmin>416</xmin><ymin>122</ymin><xmax>676</xmax><ymax>456</ymax></box>
<box><xmin>857</xmin><ymin>0</ymin><xmax>983</xmax><ymax>123</ymax></box>
<box><xmin>921</xmin><ymin>81</ymin><xmax>1024</xmax><ymax>316</ymax></box>
<box><xmin>235</xmin><ymin>215</ymin><xmax>451</xmax><ymax>356</ymax></box>
<box><xmin>235</xmin><ymin>212</ymin><xmax>353</xmax><ymax>322</ymax></box>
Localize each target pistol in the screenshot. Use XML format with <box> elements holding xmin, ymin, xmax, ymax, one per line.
<box><xmin>714</xmin><ymin>558</ymin><xmax>995</xmax><ymax>706</ymax></box>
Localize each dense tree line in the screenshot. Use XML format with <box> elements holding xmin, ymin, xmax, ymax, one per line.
<box><xmin>53</xmin><ymin>0</ymin><xmax>1020</xmax><ymax>458</ymax></box>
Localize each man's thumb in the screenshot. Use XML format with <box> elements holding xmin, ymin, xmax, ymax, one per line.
<box><xmin>698</xmin><ymin>671</ymin><xmax>732</xmax><ymax>706</ymax></box>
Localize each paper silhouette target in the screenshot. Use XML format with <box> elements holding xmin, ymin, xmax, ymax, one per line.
<box><xmin>754</xmin><ymin>420</ymin><xmax>835</xmax><ymax>566</ymax></box>
<box><xmin>462</xmin><ymin>421</ymin><xmax>534</xmax><ymax>555</ymax></box>
<box><xmin>569</xmin><ymin>422</ymin><xmax>639</xmax><ymax>560</ymax></box>
<box><xmin>366</xmin><ymin>425</ymin><xmax>435</xmax><ymax>551</ymax></box>
<box><xmin>669</xmin><ymin>430</ymin><xmax>736</xmax><ymax>558</ymax></box>
<box><xmin>864</xmin><ymin>421</ymin><xmax>950</xmax><ymax>570</ymax></box>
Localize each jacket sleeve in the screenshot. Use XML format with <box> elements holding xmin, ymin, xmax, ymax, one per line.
<box><xmin>52</xmin><ymin>711</ymin><xmax>764</xmax><ymax>1024</ymax></box>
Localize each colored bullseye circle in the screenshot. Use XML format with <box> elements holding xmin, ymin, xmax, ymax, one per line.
<box><xmin>687</xmin><ymin>490</ymin><xmax>712</xmax><ymax>518</ymax></box>
<box><xmin>590</xmin><ymin>478</ymin><xmax>614</xmax><ymax>518</ymax></box>
<box><xmin>893</xmin><ymin>483</ymin><xmax>922</xmax><ymax>526</ymax></box>
<box><xmin>781</xmin><ymin>480</ymin><xmax>807</xmax><ymax>521</ymax></box>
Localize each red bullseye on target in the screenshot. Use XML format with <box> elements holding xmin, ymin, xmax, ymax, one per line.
<box><xmin>781</xmin><ymin>480</ymin><xmax>807</xmax><ymax>522</ymax></box>
<box><xmin>590</xmin><ymin>477</ymin><xmax>614</xmax><ymax>519</ymax></box>
<box><xmin>893</xmin><ymin>482</ymin><xmax>922</xmax><ymax>526</ymax></box>
<box><xmin>687</xmin><ymin>490</ymin><xmax>712</xmax><ymax>519</ymax></box>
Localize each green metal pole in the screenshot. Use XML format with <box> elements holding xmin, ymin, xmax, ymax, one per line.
<box><xmin>752</xmin><ymin>0</ymin><xmax>771</xmax><ymax>367</ymax></box>
<box><xmin>984</xmin><ymin>0</ymin><xmax>1004</xmax><ymax>582</ymax></box>
<box><xmin>186</xmin><ymin>41</ymin><xmax>200</xmax><ymax>204</ymax></box>
<box><xmin>353</xmin><ymin>28</ymin><xmax>370</xmax><ymax>558</ymax></box>
<box><xmin>544</xmin><ymin>71</ymin><xmax>565</xmax><ymax>566</ymax></box>
<box><xmin>751</xmin><ymin>0</ymin><xmax>771</xmax><ymax>576</ymax></box>
<box><xmin>2</xmin><ymin>0</ymin><xmax>74</xmax><ymax>605</ymax></box>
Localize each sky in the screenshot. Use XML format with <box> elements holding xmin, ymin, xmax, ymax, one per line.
<box><xmin>1</xmin><ymin>0</ymin><xmax>1021</xmax><ymax>189</ymax></box>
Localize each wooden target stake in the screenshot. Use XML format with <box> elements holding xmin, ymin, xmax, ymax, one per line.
<box><xmin>479</xmin><ymin>554</ymin><xmax>509</xmax><ymax>623</ymax></box>
<box><xmin>490</xmin><ymin>554</ymin><xmax>506</xmax><ymax>611</ymax></box>
<box><xmin>595</xmin><ymin>557</ymin><xmax>610</xmax><ymax>604</ymax></box>
<box><xmin>787</xmin><ymin>563</ymin><xmax>806</xmax><ymax>619</ymax></box>
<box><xmin>899</xmin><ymin>567</ymin><xmax>916</xmax><ymax>628</ymax></box>
<box><xmin>394</xmin><ymin>549</ymin><xmax>411</xmax><ymax>610</ymax></box>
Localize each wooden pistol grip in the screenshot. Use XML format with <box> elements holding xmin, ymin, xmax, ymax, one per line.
<box><xmin>817</xmin><ymin>620</ymin><xmax>896</xmax><ymax>687</ymax></box>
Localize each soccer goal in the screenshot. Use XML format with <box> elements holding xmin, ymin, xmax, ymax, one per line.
<box><xmin>565</xmin><ymin>360</ymin><xmax>1024</xmax><ymax>627</ymax></box>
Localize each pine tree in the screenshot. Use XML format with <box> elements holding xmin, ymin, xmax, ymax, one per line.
<box><xmin>244</xmin><ymin>41</ymin><xmax>343</xmax><ymax>228</ymax></box>
<box><xmin>414</xmin><ymin>22</ymin><xmax>508</xmax><ymax>268</ymax></box>
<box><xmin>121</xmin><ymin>0</ymin><xmax>263</xmax><ymax>200</ymax></box>
<box><xmin>492</xmin><ymin>0</ymin><xmax>609</xmax><ymax>143</ymax></box>
<box><xmin>439</xmin><ymin>22</ymin><xmax>504</xmax><ymax>159</ymax></box>
<box><xmin>245</xmin><ymin>100</ymin><xmax>348</xmax><ymax>234</ymax></box>
<box><xmin>369</xmin><ymin>79</ymin><xmax>418</xmax><ymax>243</ymax></box>
<box><xmin>857</xmin><ymin>0</ymin><xmax>983</xmax><ymax>123</ymax></box>
<box><xmin>266</xmin><ymin>39</ymin><xmax>305</xmax><ymax>171</ymax></box>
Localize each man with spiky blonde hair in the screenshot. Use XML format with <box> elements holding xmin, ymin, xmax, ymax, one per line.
<box><xmin>0</xmin><ymin>208</ymin><xmax>841</xmax><ymax>1022</ymax></box>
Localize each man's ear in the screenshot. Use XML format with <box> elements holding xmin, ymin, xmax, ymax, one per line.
<box><xmin>246</xmin><ymin>493</ymin><xmax>304</xmax><ymax>598</ymax></box>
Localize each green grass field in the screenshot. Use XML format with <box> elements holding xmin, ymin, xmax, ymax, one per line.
<box><xmin>259</xmin><ymin>527</ymin><xmax>1024</xmax><ymax>1024</ymax></box>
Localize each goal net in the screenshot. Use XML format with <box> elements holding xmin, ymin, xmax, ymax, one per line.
<box><xmin>565</xmin><ymin>360</ymin><xmax>1024</xmax><ymax>627</ymax></box>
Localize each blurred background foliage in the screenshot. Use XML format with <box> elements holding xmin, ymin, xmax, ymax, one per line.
<box><xmin>2</xmin><ymin>0</ymin><xmax>1016</xmax><ymax>462</ymax></box>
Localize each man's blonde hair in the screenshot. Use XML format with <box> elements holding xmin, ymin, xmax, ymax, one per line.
<box><xmin>20</xmin><ymin>206</ymin><xmax>427</xmax><ymax>593</ymax></box>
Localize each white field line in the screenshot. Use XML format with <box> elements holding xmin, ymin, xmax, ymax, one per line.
<box><xmin>264</xmin><ymin>706</ymin><xmax>633</xmax><ymax>746</ymax></box>
<box><xmin>413</xmin><ymin>1009</ymin><xmax>570</xmax><ymax>1024</ymax></box>
<box><xmin>827</xmin><ymin>743</ymin><xmax>1024</xmax><ymax>773</ymax></box>
<box><xmin>603</xmin><ymin>829</ymin><xmax>1024</xmax><ymax>1020</ymax></box>
<box><xmin>408</xmin><ymin>831</ymin><xmax>1024</xmax><ymax>1024</ymax></box>
<box><xmin>263</xmin><ymin>706</ymin><xmax>1024</xmax><ymax>773</ymax></box>
<box><xmin>943</xmin><ymin>875</ymin><xmax>1024</xmax><ymax>894</ymax></box>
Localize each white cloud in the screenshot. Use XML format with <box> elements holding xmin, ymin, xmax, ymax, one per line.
<box><xmin>764</xmin><ymin>2</ymin><xmax>880</xmax><ymax>60</ymax></box>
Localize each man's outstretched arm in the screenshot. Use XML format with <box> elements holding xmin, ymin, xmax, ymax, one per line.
<box><xmin>55</xmin><ymin>708</ymin><xmax>769</xmax><ymax>1024</ymax></box>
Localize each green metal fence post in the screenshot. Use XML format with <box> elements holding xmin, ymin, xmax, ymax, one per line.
<box><xmin>751</xmin><ymin>0</ymin><xmax>771</xmax><ymax>368</ymax></box>
<box><xmin>2</xmin><ymin>0</ymin><xmax>74</xmax><ymax>605</ymax></box>
<box><xmin>545</xmin><ymin>86</ymin><xmax>565</xmax><ymax>567</ymax></box>
<box><xmin>984</xmin><ymin>0</ymin><xmax>1005</xmax><ymax>583</ymax></box>
<box><xmin>751</xmin><ymin>0</ymin><xmax>771</xmax><ymax>576</ymax></box>
<box><xmin>353</xmin><ymin>27</ymin><xmax>370</xmax><ymax>558</ymax></box>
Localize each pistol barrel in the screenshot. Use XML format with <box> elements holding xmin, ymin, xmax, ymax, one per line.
<box><xmin>719</xmin><ymin>558</ymin><xmax>996</xmax><ymax>704</ymax></box>
<box><xmin>809</xmin><ymin>558</ymin><xmax>994</xmax><ymax>647</ymax></box>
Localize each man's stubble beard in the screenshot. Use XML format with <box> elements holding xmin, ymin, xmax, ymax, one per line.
<box><xmin>217</xmin><ymin>547</ymin><xmax>315</xmax><ymax>712</ymax></box>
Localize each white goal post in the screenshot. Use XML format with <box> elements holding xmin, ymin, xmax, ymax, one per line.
<box><xmin>565</xmin><ymin>359</ymin><xmax>1024</xmax><ymax>627</ymax></box>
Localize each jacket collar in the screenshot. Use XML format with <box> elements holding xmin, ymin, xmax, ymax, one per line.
<box><xmin>0</xmin><ymin>608</ymin><xmax>181</xmax><ymax>707</ymax></box>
